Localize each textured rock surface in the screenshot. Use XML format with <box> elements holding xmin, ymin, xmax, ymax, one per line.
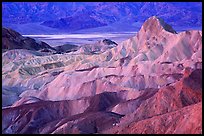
<box><xmin>2</xmin><ymin>92</ymin><xmax>123</xmax><ymax>134</ymax></box>
<box><xmin>2</xmin><ymin>16</ymin><xmax>202</xmax><ymax>134</ymax></box>
<box><xmin>104</xmin><ymin>102</ymin><xmax>202</xmax><ymax>134</ymax></box>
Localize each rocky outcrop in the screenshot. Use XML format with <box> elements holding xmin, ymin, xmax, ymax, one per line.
<box><xmin>2</xmin><ymin>27</ymin><xmax>56</xmax><ymax>52</ymax></box>
<box><xmin>105</xmin><ymin>102</ymin><xmax>202</xmax><ymax>134</ymax></box>
<box><xmin>75</xmin><ymin>39</ymin><xmax>118</xmax><ymax>54</ymax></box>
<box><xmin>2</xmin><ymin>92</ymin><xmax>123</xmax><ymax>134</ymax></box>
<box><xmin>54</xmin><ymin>44</ymin><xmax>79</xmax><ymax>53</ymax></box>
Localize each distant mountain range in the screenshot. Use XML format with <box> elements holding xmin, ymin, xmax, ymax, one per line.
<box><xmin>2</xmin><ymin>2</ymin><xmax>202</xmax><ymax>34</ymax></box>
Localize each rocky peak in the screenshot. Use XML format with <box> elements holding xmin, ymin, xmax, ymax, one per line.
<box><xmin>141</xmin><ymin>16</ymin><xmax>177</xmax><ymax>34</ymax></box>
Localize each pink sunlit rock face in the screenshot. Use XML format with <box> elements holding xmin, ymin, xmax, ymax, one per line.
<box><xmin>2</xmin><ymin>16</ymin><xmax>202</xmax><ymax>134</ymax></box>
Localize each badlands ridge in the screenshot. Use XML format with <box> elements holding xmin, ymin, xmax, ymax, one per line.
<box><xmin>2</xmin><ymin>16</ymin><xmax>202</xmax><ymax>134</ymax></box>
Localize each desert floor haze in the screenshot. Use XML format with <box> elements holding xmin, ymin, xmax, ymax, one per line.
<box><xmin>22</xmin><ymin>32</ymin><xmax>136</xmax><ymax>46</ymax></box>
<box><xmin>2</xmin><ymin>2</ymin><xmax>202</xmax><ymax>134</ymax></box>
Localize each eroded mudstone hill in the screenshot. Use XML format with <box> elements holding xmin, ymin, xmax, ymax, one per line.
<box><xmin>2</xmin><ymin>16</ymin><xmax>202</xmax><ymax>134</ymax></box>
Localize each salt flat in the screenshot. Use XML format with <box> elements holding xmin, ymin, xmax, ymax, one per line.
<box><xmin>23</xmin><ymin>32</ymin><xmax>136</xmax><ymax>46</ymax></box>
